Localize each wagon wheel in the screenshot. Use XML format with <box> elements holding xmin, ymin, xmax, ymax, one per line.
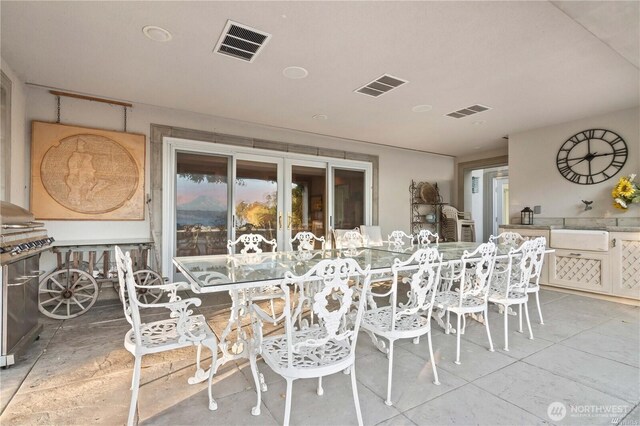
<box><xmin>114</xmin><ymin>269</ymin><xmax>164</xmax><ymax>304</ymax></box>
<box><xmin>38</xmin><ymin>268</ymin><xmax>99</xmax><ymax>319</ymax></box>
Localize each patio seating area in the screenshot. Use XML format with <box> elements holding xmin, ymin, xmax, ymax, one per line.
<box><xmin>1</xmin><ymin>287</ymin><xmax>638</xmax><ymax>425</ymax></box>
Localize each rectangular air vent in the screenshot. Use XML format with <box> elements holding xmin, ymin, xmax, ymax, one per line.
<box><xmin>445</xmin><ymin>104</ymin><xmax>491</xmax><ymax>118</ymax></box>
<box><xmin>214</xmin><ymin>20</ymin><xmax>271</xmax><ymax>62</ymax></box>
<box><xmin>355</xmin><ymin>74</ymin><xmax>408</xmax><ymax>97</ymax></box>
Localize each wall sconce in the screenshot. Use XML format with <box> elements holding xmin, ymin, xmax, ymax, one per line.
<box><xmin>521</xmin><ymin>207</ymin><xmax>534</xmax><ymax>225</ymax></box>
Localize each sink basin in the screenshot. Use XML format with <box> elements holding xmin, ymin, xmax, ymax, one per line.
<box><xmin>550</xmin><ymin>229</ymin><xmax>609</xmax><ymax>252</ymax></box>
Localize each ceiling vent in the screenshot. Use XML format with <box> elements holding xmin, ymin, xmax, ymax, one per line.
<box><xmin>214</xmin><ymin>20</ymin><xmax>271</xmax><ymax>62</ymax></box>
<box><xmin>445</xmin><ymin>104</ymin><xmax>491</xmax><ymax>118</ymax></box>
<box><xmin>355</xmin><ymin>74</ymin><xmax>408</xmax><ymax>97</ymax></box>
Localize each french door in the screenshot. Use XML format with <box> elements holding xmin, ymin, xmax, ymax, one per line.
<box><xmin>163</xmin><ymin>138</ymin><xmax>372</xmax><ymax>277</ymax></box>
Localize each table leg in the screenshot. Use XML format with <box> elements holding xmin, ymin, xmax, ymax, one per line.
<box><xmin>189</xmin><ymin>289</ymin><xmax>266</xmax><ymax>391</ymax></box>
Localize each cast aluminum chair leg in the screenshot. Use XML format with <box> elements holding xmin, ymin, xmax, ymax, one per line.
<box><xmin>484</xmin><ymin>308</ymin><xmax>495</xmax><ymax>352</ymax></box>
<box><xmin>518</xmin><ymin>304</ymin><xmax>523</xmax><ymax>333</ymax></box>
<box><xmin>535</xmin><ymin>291</ymin><xmax>544</xmax><ymax>324</ymax></box>
<box><xmin>351</xmin><ymin>366</ymin><xmax>364</xmax><ymax>426</ymax></box>
<box><xmin>284</xmin><ymin>378</ymin><xmax>294</xmax><ymax>426</ymax></box>
<box><xmin>524</xmin><ymin>302</ymin><xmax>534</xmax><ymax>340</ymax></box>
<box><xmin>385</xmin><ymin>339</ymin><xmax>395</xmax><ymax>405</ymax></box>
<box><xmin>503</xmin><ymin>307</ymin><xmax>510</xmax><ymax>351</ymax></box>
<box><xmin>317</xmin><ymin>377</ymin><xmax>324</xmax><ymax>396</ymax></box>
<box><xmin>455</xmin><ymin>313</ymin><xmax>462</xmax><ymax>364</ymax></box>
<box><xmin>427</xmin><ymin>331</ymin><xmax>440</xmax><ymax>385</ymax></box>
<box><xmin>128</xmin><ymin>355</ymin><xmax>142</xmax><ymax>426</ymax></box>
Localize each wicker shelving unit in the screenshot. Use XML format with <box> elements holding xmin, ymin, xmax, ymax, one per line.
<box><xmin>409</xmin><ymin>180</ymin><xmax>446</xmax><ymax>238</ymax></box>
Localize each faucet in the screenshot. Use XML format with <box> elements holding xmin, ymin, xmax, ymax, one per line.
<box><xmin>581</xmin><ymin>200</ymin><xmax>593</xmax><ymax>211</ymax></box>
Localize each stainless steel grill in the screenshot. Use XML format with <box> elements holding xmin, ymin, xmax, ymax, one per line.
<box><xmin>1</xmin><ymin>201</ymin><xmax>53</xmax><ymax>367</ymax></box>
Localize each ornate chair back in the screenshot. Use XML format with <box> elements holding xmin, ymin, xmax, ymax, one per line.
<box><xmin>456</xmin><ymin>242</ymin><xmax>497</xmax><ymax>305</ymax></box>
<box><xmin>333</xmin><ymin>229</ymin><xmax>365</xmax><ymax>250</ymax></box>
<box><xmin>227</xmin><ymin>233</ymin><xmax>277</xmax><ymax>254</ymax></box>
<box><xmin>115</xmin><ymin>246</ymin><xmax>144</xmax><ymax>346</ymax></box>
<box><xmin>417</xmin><ymin>230</ymin><xmax>439</xmax><ymax>247</ymax></box>
<box><xmin>279</xmin><ymin>258</ymin><xmax>371</xmax><ymax>367</ymax></box>
<box><xmin>493</xmin><ymin>240</ymin><xmax>538</xmax><ymax>299</ymax></box>
<box><xmin>387</xmin><ymin>230</ymin><xmax>414</xmax><ymax>248</ymax></box>
<box><xmin>290</xmin><ymin>231</ymin><xmax>326</xmax><ymax>251</ymax></box>
<box><xmin>390</xmin><ymin>248</ymin><xmax>442</xmax><ymax>329</ymax></box>
<box><xmin>489</xmin><ymin>231</ymin><xmax>527</xmax><ymax>247</ymax></box>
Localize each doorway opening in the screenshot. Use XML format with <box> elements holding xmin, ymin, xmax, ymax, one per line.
<box><xmin>463</xmin><ymin>165</ymin><xmax>509</xmax><ymax>242</ymax></box>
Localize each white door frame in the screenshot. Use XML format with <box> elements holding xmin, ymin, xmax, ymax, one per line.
<box><xmin>162</xmin><ymin>137</ymin><xmax>373</xmax><ymax>278</ymax></box>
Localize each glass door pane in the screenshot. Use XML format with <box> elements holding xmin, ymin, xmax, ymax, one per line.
<box><xmin>332</xmin><ymin>168</ymin><xmax>365</xmax><ymax>230</ymax></box>
<box><xmin>234</xmin><ymin>159</ymin><xmax>281</xmax><ymax>252</ymax></box>
<box><xmin>176</xmin><ymin>152</ymin><xmax>229</xmax><ymax>256</ymax></box>
<box><xmin>289</xmin><ymin>164</ymin><xmax>326</xmax><ymax>249</ymax></box>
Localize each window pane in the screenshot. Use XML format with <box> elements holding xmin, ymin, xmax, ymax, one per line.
<box><xmin>235</xmin><ymin>160</ymin><xmax>278</xmax><ymax>251</ymax></box>
<box><xmin>291</xmin><ymin>165</ymin><xmax>326</xmax><ymax>249</ymax></box>
<box><xmin>333</xmin><ymin>169</ymin><xmax>364</xmax><ymax>230</ymax></box>
<box><xmin>176</xmin><ymin>153</ymin><xmax>228</xmax><ymax>256</ymax></box>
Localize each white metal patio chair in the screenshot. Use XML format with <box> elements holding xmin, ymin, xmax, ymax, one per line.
<box><xmin>387</xmin><ymin>230</ymin><xmax>414</xmax><ymax>248</ymax></box>
<box><xmin>248</xmin><ymin>257</ymin><xmax>372</xmax><ymax>426</ymax></box>
<box><xmin>489</xmin><ymin>231</ymin><xmax>527</xmax><ymax>247</ymax></box>
<box><xmin>490</xmin><ymin>232</ymin><xmax>546</xmax><ymax>325</ymax></box>
<box><xmin>360</xmin><ymin>247</ymin><xmax>442</xmax><ymax>406</ymax></box>
<box><xmin>417</xmin><ymin>229</ymin><xmax>439</xmax><ymax>247</ymax></box>
<box><xmin>488</xmin><ymin>239</ymin><xmax>540</xmax><ymax>351</ymax></box>
<box><xmin>228</xmin><ymin>233</ymin><xmax>281</xmax><ymax>321</ymax></box>
<box><xmin>114</xmin><ymin>246</ymin><xmax>217</xmax><ymax>426</ymax></box>
<box><xmin>333</xmin><ymin>228</ymin><xmax>366</xmax><ymax>250</ymax></box>
<box><xmin>526</xmin><ymin>237</ymin><xmax>547</xmax><ymax>325</ymax></box>
<box><xmin>289</xmin><ymin>231</ymin><xmax>326</xmax><ymax>251</ymax></box>
<box><xmin>435</xmin><ymin>242</ymin><xmax>497</xmax><ymax>364</ymax></box>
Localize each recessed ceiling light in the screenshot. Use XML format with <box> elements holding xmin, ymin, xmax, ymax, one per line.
<box><xmin>472</xmin><ymin>120</ymin><xmax>486</xmax><ymax>125</ymax></box>
<box><xmin>312</xmin><ymin>114</ymin><xmax>328</xmax><ymax>120</ymax></box>
<box><xmin>412</xmin><ymin>105</ymin><xmax>433</xmax><ymax>113</ymax></box>
<box><xmin>283</xmin><ymin>66</ymin><xmax>308</xmax><ymax>79</ymax></box>
<box><xmin>142</xmin><ymin>25</ymin><xmax>172</xmax><ymax>42</ymax></box>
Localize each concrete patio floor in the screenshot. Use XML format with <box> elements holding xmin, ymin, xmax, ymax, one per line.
<box><xmin>1</xmin><ymin>288</ymin><xmax>639</xmax><ymax>425</ymax></box>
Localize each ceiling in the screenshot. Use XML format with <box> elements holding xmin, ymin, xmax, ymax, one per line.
<box><xmin>1</xmin><ymin>1</ymin><xmax>638</xmax><ymax>157</ymax></box>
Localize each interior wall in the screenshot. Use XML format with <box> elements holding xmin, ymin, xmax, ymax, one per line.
<box><xmin>509</xmin><ymin>107</ymin><xmax>640</xmax><ymax>221</ymax></box>
<box><xmin>0</xmin><ymin>58</ymin><xmax>28</xmax><ymax>207</ymax></box>
<box><xmin>24</xmin><ymin>85</ymin><xmax>455</xmax><ymax>246</ymax></box>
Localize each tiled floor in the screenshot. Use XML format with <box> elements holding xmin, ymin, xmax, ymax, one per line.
<box><xmin>1</xmin><ymin>288</ymin><xmax>638</xmax><ymax>426</ymax></box>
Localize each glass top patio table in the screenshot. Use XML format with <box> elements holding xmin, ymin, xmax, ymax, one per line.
<box><xmin>173</xmin><ymin>242</ymin><xmax>492</xmax><ymax>293</ymax></box>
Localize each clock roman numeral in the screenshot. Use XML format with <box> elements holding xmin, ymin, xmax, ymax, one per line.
<box><xmin>613</xmin><ymin>146</ymin><xmax>628</xmax><ymax>156</ymax></box>
<box><xmin>586</xmin><ymin>175</ymin><xmax>594</xmax><ymax>184</ymax></box>
<box><xmin>586</xmin><ymin>130</ymin><xmax>595</xmax><ymax>139</ymax></box>
<box><xmin>558</xmin><ymin>164</ymin><xmax>571</xmax><ymax>175</ymax></box>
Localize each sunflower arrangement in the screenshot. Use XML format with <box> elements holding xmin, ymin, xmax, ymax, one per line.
<box><xmin>611</xmin><ymin>174</ymin><xmax>639</xmax><ymax>210</ymax></box>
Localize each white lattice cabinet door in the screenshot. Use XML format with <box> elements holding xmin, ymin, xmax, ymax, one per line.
<box><xmin>610</xmin><ymin>232</ymin><xmax>640</xmax><ymax>300</ymax></box>
<box><xmin>548</xmin><ymin>249</ymin><xmax>611</xmax><ymax>294</ymax></box>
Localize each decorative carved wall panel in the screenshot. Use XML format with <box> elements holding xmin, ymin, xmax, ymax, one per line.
<box><xmin>31</xmin><ymin>121</ymin><xmax>145</xmax><ymax>220</ymax></box>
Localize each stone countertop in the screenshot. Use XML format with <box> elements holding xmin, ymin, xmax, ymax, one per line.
<box><xmin>500</xmin><ymin>224</ymin><xmax>640</xmax><ymax>233</ymax></box>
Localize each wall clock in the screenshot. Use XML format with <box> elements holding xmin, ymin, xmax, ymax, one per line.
<box><xmin>556</xmin><ymin>129</ymin><xmax>627</xmax><ymax>185</ymax></box>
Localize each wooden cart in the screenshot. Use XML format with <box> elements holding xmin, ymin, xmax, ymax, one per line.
<box><xmin>38</xmin><ymin>239</ymin><xmax>164</xmax><ymax>319</ymax></box>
